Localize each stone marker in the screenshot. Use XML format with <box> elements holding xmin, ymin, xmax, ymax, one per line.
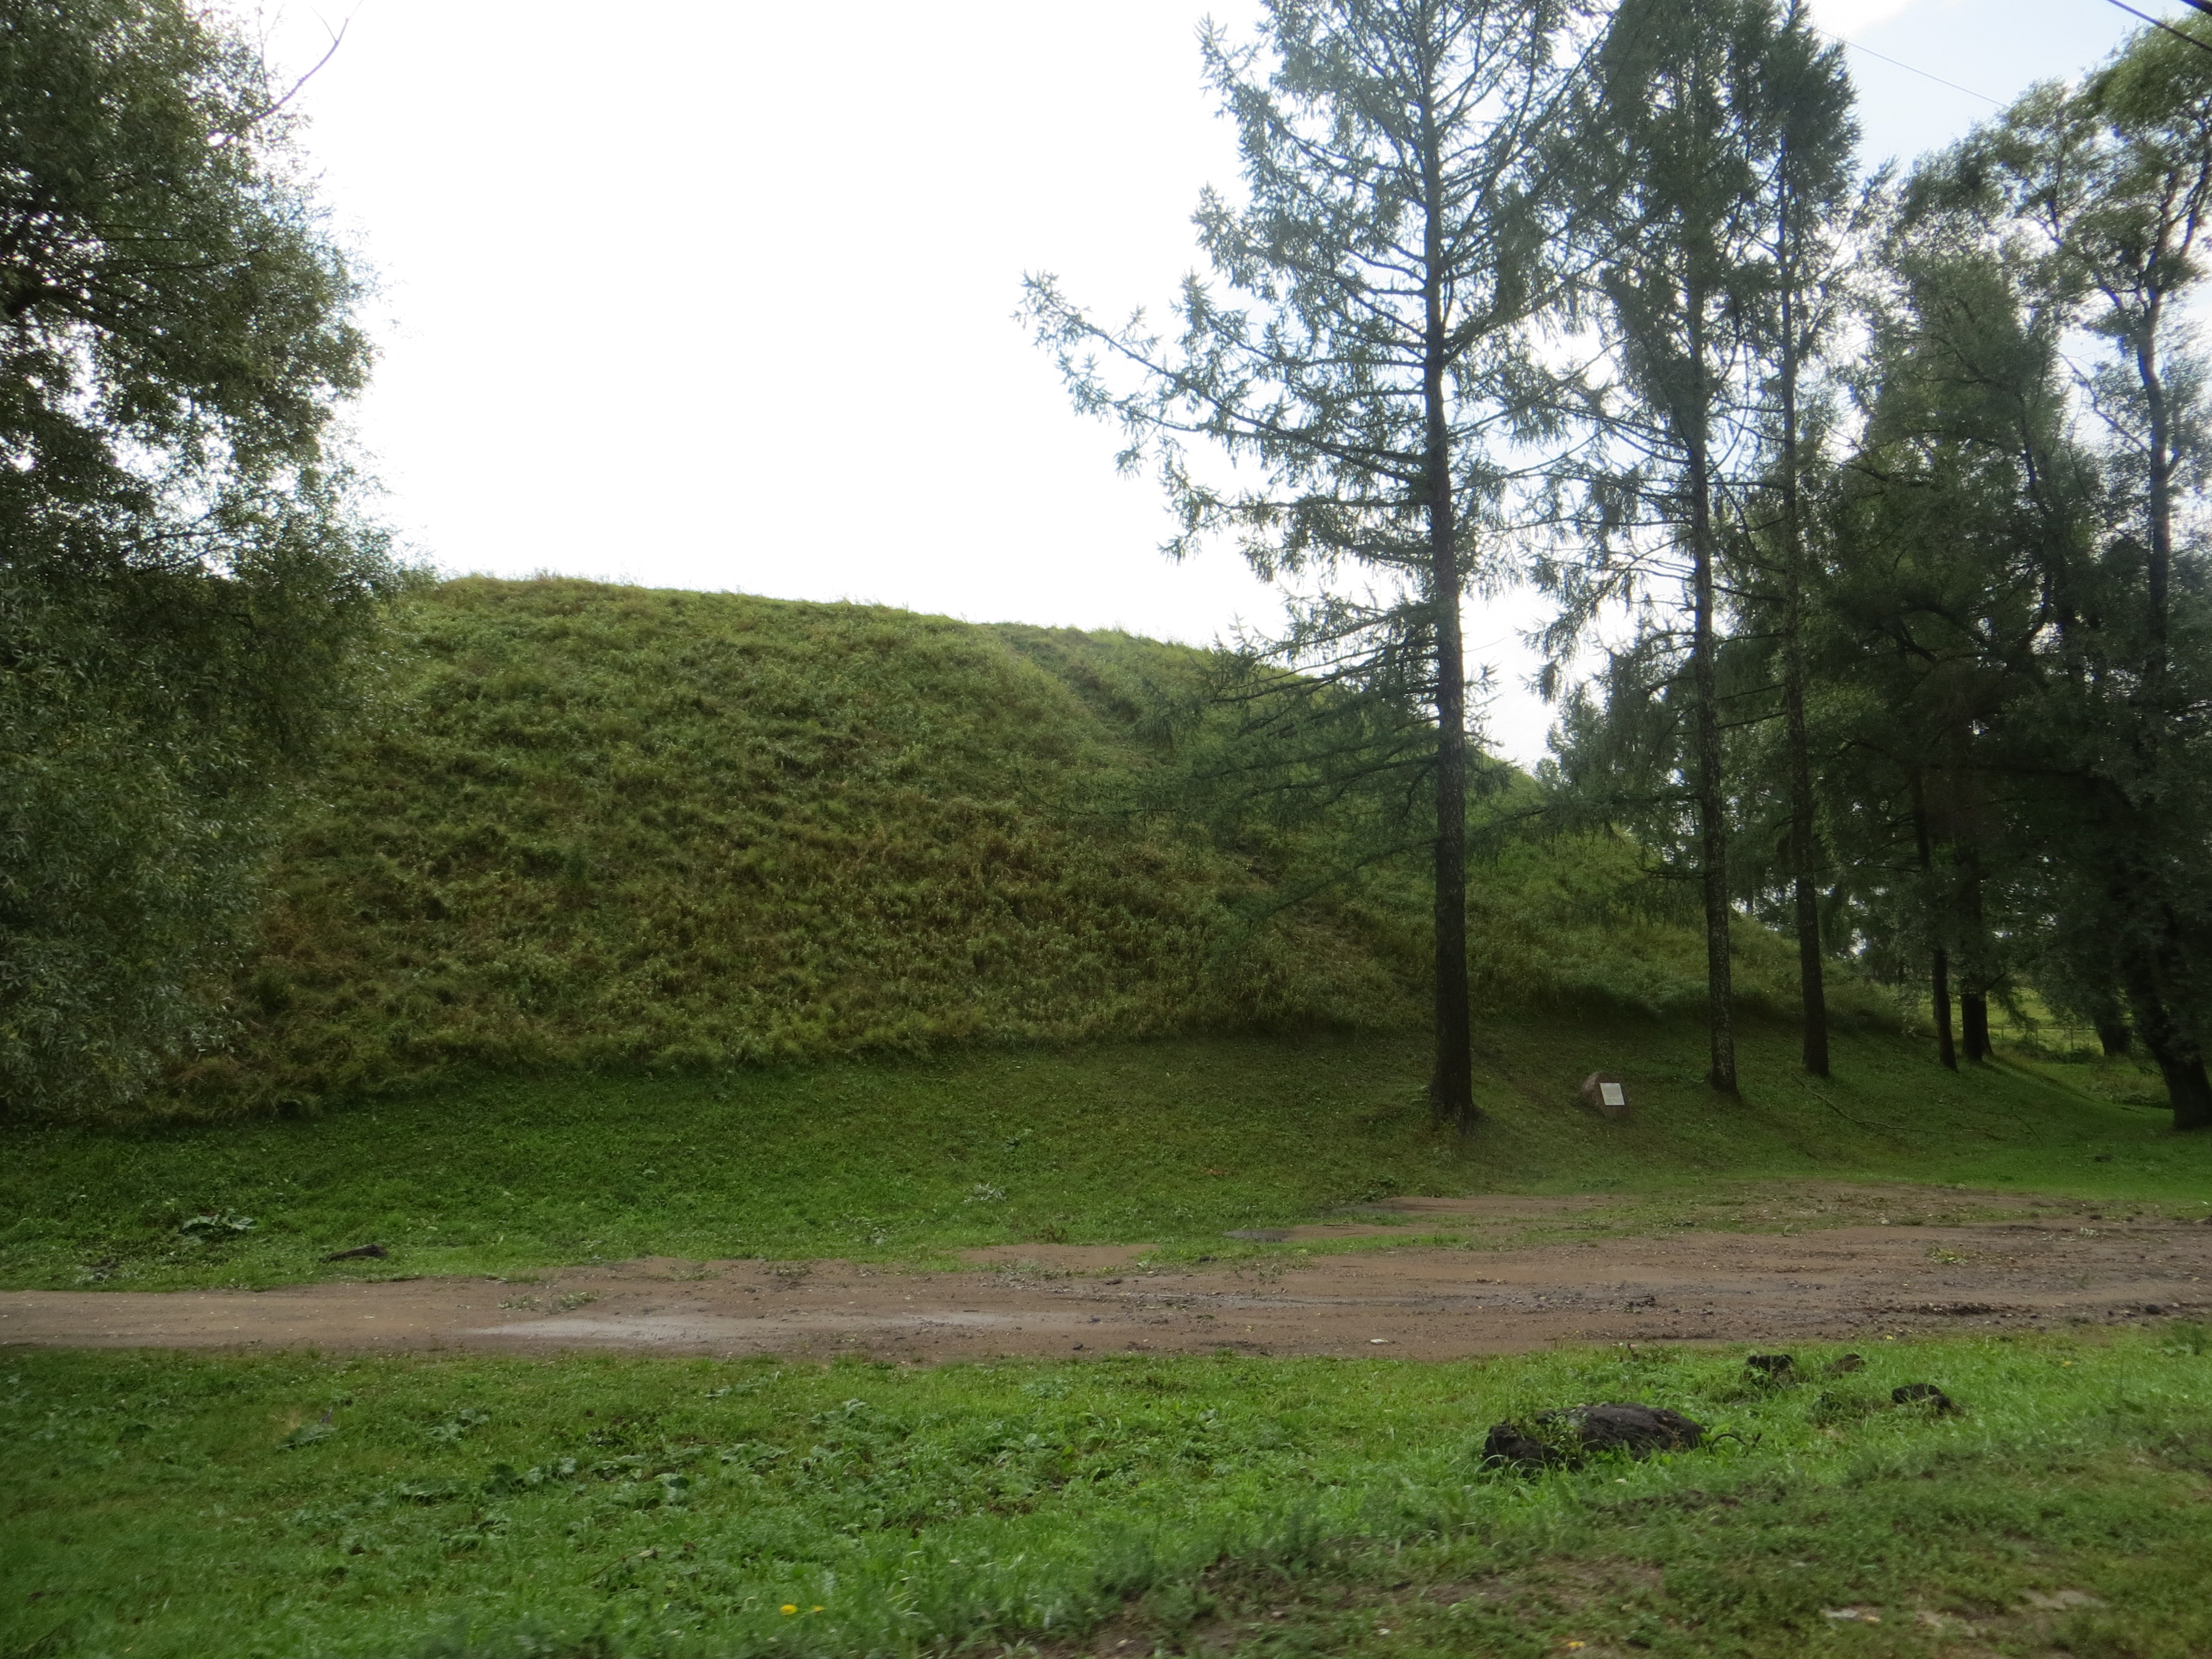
<box><xmin>1579</xmin><ymin>1071</ymin><xmax>1630</xmax><ymax>1118</ymax></box>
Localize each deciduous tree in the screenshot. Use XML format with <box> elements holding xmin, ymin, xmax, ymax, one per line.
<box><xmin>1</xmin><ymin>0</ymin><xmax>406</xmax><ymax>1114</ymax></box>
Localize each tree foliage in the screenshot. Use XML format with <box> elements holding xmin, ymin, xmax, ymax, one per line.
<box><xmin>1025</xmin><ymin>0</ymin><xmax>1583</xmax><ymax>1127</ymax></box>
<box><xmin>1024</xmin><ymin>0</ymin><xmax>2212</xmax><ymax>1131</ymax></box>
<box><xmin>1</xmin><ymin>0</ymin><xmax>406</xmax><ymax>1115</ymax></box>
<box><xmin>1542</xmin><ymin>0</ymin><xmax>1856</xmax><ymax>1092</ymax></box>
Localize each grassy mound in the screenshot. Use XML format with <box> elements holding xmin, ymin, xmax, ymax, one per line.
<box><xmin>176</xmin><ymin>580</ymin><xmax>1405</xmax><ymax>1109</ymax></box>
<box><xmin>164</xmin><ymin>577</ymin><xmax>1874</xmax><ymax>1113</ymax></box>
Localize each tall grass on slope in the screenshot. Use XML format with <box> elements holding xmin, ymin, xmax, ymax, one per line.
<box><xmin>158</xmin><ymin>578</ymin><xmax>1887</xmax><ymax>1115</ymax></box>
<box><xmin>171</xmin><ymin>580</ymin><xmax>1415</xmax><ymax>1112</ymax></box>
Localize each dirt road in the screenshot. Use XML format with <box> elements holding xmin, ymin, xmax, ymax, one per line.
<box><xmin>5</xmin><ymin>1192</ymin><xmax>2206</xmax><ymax>1360</ymax></box>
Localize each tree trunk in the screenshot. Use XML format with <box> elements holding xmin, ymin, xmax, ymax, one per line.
<box><xmin>2149</xmin><ymin>1046</ymin><xmax>2212</xmax><ymax>1132</ymax></box>
<box><xmin>1686</xmin><ymin>320</ymin><xmax>1734</xmax><ymax>1094</ymax></box>
<box><xmin>1958</xmin><ymin>844</ymin><xmax>1990</xmax><ymax>1063</ymax></box>
<box><xmin>2127</xmin><ymin>285</ymin><xmax>2200</xmax><ymax>1130</ymax></box>
<box><xmin>1932</xmin><ymin>947</ymin><xmax>1958</xmax><ymax>1071</ymax></box>
<box><xmin>1911</xmin><ymin>774</ymin><xmax>1955</xmax><ymax>1071</ymax></box>
<box><xmin>1420</xmin><ymin>86</ymin><xmax>1474</xmax><ymax>1131</ymax></box>
<box><xmin>2126</xmin><ymin>966</ymin><xmax>2212</xmax><ymax>1131</ymax></box>
<box><xmin>1960</xmin><ymin>994</ymin><xmax>1990</xmax><ymax>1064</ymax></box>
<box><xmin>2101</xmin><ymin>853</ymin><xmax>2206</xmax><ymax>1126</ymax></box>
<box><xmin>1773</xmin><ymin>156</ymin><xmax>1828</xmax><ymax>1078</ymax></box>
<box><xmin>1785</xmin><ymin>669</ymin><xmax>1827</xmax><ymax>1076</ymax></box>
<box><xmin>2094</xmin><ymin>1011</ymin><xmax>2132</xmax><ymax>1057</ymax></box>
<box><xmin>2136</xmin><ymin>309</ymin><xmax>2172</xmax><ymax>676</ymax></box>
<box><xmin>1428</xmin><ymin>531</ymin><xmax>1473</xmax><ymax>1129</ymax></box>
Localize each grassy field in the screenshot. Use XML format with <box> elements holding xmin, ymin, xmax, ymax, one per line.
<box><xmin>7</xmin><ymin>1331</ymin><xmax>2209</xmax><ymax>1659</ymax></box>
<box><xmin>7</xmin><ymin>1018</ymin><xmax>2203</xmax><ymax>1293</ymax></box>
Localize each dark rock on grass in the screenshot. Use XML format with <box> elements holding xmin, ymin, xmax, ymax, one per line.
<box><xmin>322</xmin><ymin>1243</ymin><xmax>388</xmax><ymax>1262</ymax></box>
<box><xmin>1485</xmin><ymin>1402</ymin><xmax>1705</xmax><ymax>1470</ymax></box>
<box><xmin>1892</xmin><ymin>1383</ymin><xmax>1957</xmax><ymax>1413</ymax></box>
<box><xmin>1483</xmin><ymin>1423</ymin><xmax>1556</xmax><ymax>1467</ymax></box>
<box><xmin>1746</xmin><ymin>1353</ymin><xmax>1796</xmax><ymax>1380</ymax></box>
<box><xmin>1825</xmin><ymin>1353</ymin><xmax>1866</xmax><ymax>1375</ymax></box>
<box><xmin>1571</xmin><ymin>1402</ymin><xmax>1706</xmax><ymax>1454</ymax></box>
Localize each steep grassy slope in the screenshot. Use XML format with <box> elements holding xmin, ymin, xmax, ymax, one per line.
<box><xmin>165</xmin><ymin>577</ymin><xmax>1872</xmax><ymax>1113</ymax></box>
<box><xmin>169</xmin><ymin>581</ymin><xmax>1383</xmax><ymax>1108</ymax></box>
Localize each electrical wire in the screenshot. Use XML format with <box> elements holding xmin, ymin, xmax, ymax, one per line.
<box><xmin>2105</xmin><ymin>0</ymin><xmax>2212</xmax><ymax>55</ymax></box>
<box><xmin>1809</xmin><ymin>26</ymin><xmax>2001</xmax><ymax>105</ymax></box>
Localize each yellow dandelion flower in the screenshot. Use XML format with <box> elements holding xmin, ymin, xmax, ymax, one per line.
<box><xmin>811</xmin><ymin>1606</ymin><xmax>825</xmax><ymax>1613</ymax></box>
<box><xmin>780</xmin><ymin>1604</ymin><xmax>797</xmax><ymax>1615</ymax></box>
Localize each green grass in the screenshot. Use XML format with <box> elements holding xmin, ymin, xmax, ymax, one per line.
<box><xmin>144</xmin><ymin>576</ymin><xmax>1887</xmax><ymax>1117</ymax></box>
<box><xmin>8</xmin><ymin>1019</ymin><xmax>2204</xmax><ymax>1292</ymax></box>
<box><xmin>8</xmin><ymin>573</ymin><xmax>2204</xmax><ymax>1652</ymax></box>
<box><xmin>7</xmin><ymin>1331</ymin><xmax>2210</xmax><ymax>1658</ymax></box>
<box><xmin>165</xmin><ymin>577</ymin><xmax>1420</xmax><ymax>1113</ymax></box>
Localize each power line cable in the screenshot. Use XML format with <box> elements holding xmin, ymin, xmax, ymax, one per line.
<box><xmin>1809</xmin><ymin>25</ymin><xmax>2001</xmax><ymax>105</ymax></box>
<box><xmin>2105</xmin><ymin>0</ymin><xmax>2212</xmax><ymax>55</ymax></box>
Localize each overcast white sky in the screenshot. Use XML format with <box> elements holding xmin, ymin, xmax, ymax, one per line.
<box><xmin>259</xmin><ymin>0</ymin><xmax>2159</xmax><ymax>764</ymax></box>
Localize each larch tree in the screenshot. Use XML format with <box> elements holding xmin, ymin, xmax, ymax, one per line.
<box><xmin>1741</xmin><ymin>2</ymin><xmax>1856</xmax><ymax>1078</ymax></box>
<box><xmin>1953</xmin><ymin>19</ymin><xmax>2212</xmax><ymax>1126</ymax></box>
<box><xmin>1552</xmin><ymin>0</ymin><xmax>1841</xmax><ymax>1093</ymax></box>
<box><xmin>1858</xmin><ymin>173</ymin><xmax>2099</xmax><ymax>1070</ymax></box>
<box><xmin>1827</xmin><ymin>231</ymin><xmax>2072</xmax><ymax>1072</ymax></box>
<box><xmin>1023</xmin><ymin>0</ymin><xmax>1582</xmax><ymax>1130</ymax></box>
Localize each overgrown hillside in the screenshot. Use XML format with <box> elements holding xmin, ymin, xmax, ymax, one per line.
<box><xmin>170</xmin><ymin>578</ymin><xmax>1872</xmax><ymax>1112</ymax></box>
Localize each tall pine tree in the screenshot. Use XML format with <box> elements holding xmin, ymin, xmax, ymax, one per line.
<box><xmin>1024</xmin><ymin>0</ymin><xmax>1582</xmax><ymax>1128</ymax></box>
